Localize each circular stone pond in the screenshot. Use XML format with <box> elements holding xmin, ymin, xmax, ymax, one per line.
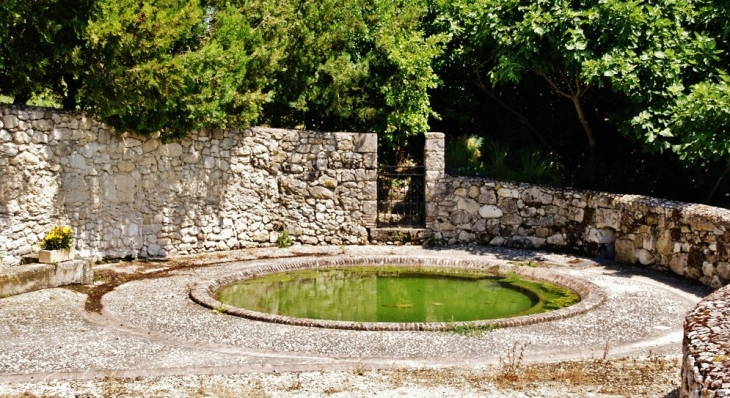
<box><xmin>190</xmin><ymin>256</ymin><xmax>605</xmax><ymax>331</ymax></box>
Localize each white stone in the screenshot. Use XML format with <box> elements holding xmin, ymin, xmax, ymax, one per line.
<box><xmin>479</xmin><ymin>205</ymin><xmax>503</xmax><ymax>218</ymax></box>
<box><xmin>458</xmin><ymin>231</ymin><xmax>475</xmax><ymax>242</ymax></box>
<box><xmin>638</xmin><ymin>249</ymin><xmax>654</xmax><ymax>265</ymax></box>
<box><xmin>125</xmin><ymin>223</ymin><xmax>139</xmax><ymax>237</ymax></box>
<box><xmin>547</xmin><ymin>233</ymin><xmax>566</xmax><ymax>245</ymax></box>
<box><xmin>159</xmin><ymin>143</ymin><xmax>183</xmax><ymax>157</ymax></box>
<box><xmin>69</xmin><ymin>154</ymin><xmax>87</xmax><ymax>169</ymax></box>
<box><xmin>702</xmin><ymin>262</ymin><xmax>715</xmax><ymax>277</ymax></box>
<box><xmin>0</xmin><ymin>143</ymin><xmax>19</xmax><ymax>156</ymax></box>
<box><xmin>16</xmin><ymin>151</ymin><xmax>40</xmax><ymax>165</ymax></box>
<box><xmin>0</xmin><ymin>129</ymin><xmax>12</xmax><ymax>142</ymax></box>
<box><xmin>497</xmin><ymin>188</ymin><xmax>519</xmax><ymax>198</ymax></box>
<box><xmin>203</xmin><ymin>156</ymin><xmax>215</xmax><ymax>169</ymax></box>
<box><xmin>457</xmin><ymin>197</ymin><xmax>480</xmax><ymax>214</ymax></box>
<box><xmin>147</xmin><ymin>244</ymin><xmax>162</xmax><ymax>256</ymax></box>
<box><xmin>124</xmin><ymin>138</ymin><xmax>142</xmax><ymax>147</ymax></box>
<box><xmin>490</xmin><ymin>237</ymin><xmax>505</xmax><ymax>246</ymax></box>
<box><xmin>2</xmin><ymin>115</ymin><xmax>18</xmax><ymax>129</ymax></box>
<box><xmin>586</xmin><ymin>228</ymin><xmax>616</xmax><ymax>244</ymax></box>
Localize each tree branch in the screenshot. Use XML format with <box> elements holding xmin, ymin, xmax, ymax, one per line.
<box><xmin>465</xmin><ymin>67</ymin><xmax>554</xmax><ymax>152</ymax></box>
<box><xmin>540</xmin><ymin>73</ymin><xmax>572</xmax><ymax>99</ymax></box>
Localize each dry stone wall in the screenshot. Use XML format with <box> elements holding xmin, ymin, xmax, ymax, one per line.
<box><xmin>0</xmin><ymin>105</ymin><xmax>376</xmax><ymax>265</ymax></box>
<box><xmin>424</xmin><ymin>133</ymin><xmax>730</xmax><ymax>289</ymax></box>
<box><xmin>682</xmin><ymin>285</ymin><xmax>730</xmax><ymax>397</ymax></box>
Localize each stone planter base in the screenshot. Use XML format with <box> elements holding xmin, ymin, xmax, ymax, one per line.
<box><xmin>0</xmin><ymin>259</ymin><xmax>93</xmax><ymax>297</ymax></box>
<box><xmin>39</xmin><ymin>248</ymin><xmax>75</xmax><ymax>264</ymax></box>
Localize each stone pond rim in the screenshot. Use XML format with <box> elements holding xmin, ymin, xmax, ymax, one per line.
<box><xmin>189</xmin><ymin>256</ymin><xmax>607</xmax><ymax>331</ymax></box>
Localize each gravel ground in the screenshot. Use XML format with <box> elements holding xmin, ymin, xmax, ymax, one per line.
<box><xmin>0</xmin><ymin>245</ymin><xmax>708</xmax><ymax>397</ymax></box>
<box><xmin>0</xmin><ymin>358</ymin><xmax>681</xmax><ymax>397</ymax></box>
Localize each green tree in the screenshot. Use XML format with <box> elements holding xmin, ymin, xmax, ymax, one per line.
<box><xmin>453</xmin><ymin>0</ymin><xmax>717</xmax><ymax>169</ymax></box>
<box><xmin>0</xmin><ymin>0</ymin><xmax>90</xmax><ymax>108</ymax></box>
<box><xmin>81</xmin><ymin>0</ymin><xmax>443</xmax><ymax>147</ymax></box>
<box><xmin>82</xmin><ymin>0</ymin><xmax>289</xmax><ymax>137</ymax></box>
<box><xmin>262</xmin><ymin>0</ymin><xmax>444</xmax><ymax>157</ymax></box>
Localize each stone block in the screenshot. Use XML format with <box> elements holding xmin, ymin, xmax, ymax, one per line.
<box><xmin>424</xmin><ymin>132</ymin><xmax>445</xmax><ymax>151</ymax></box>
<box><xmin>478</xmin><ymin>189</ymin><xmax>497</xmax><ymax>204</ymax></box>
<box><xmin>501</xmin><ymin>214</ymin><xmax>523</xmax><ymax>226</ymax></box>
<box><xmin>2</xmin><ymin>115</ymin><xmax>18</xmax><ymax>129</ymax></box>
<box><xmin>39</xmin><ymin>248</ymin><xmax>75</xmax><ymax>264</ymax></box>
<box><xmin>568</xmin><ymin>207</ymin><xmax>585</xmax><ymax>223</ymax></box>
<box><xmin>354</xmin><ymin>133</ymin><xmax>377</xmax><ymax>153</ymax></box>
<box><xmin>669</xmin><ymin>253</ymin><xmax>688</xmax><ymax>276</ymax></box>
<box><xmin>479</xmin><ymin>205</ymin><xmax>503</xmax><ymax>219</ymax></box>
<box><xmin>458</xmin><ymin>230</ymin><xmax>475</xmax><ymax>242</ymax></box>
<box><xmin>655</xmin><ymin>230</ymin><xmax>674</xmax><ymax>255</ymax></box>
<box><xmin>586</xmin><ymin>228</ymin><xmax>616</xmax><ymax>244</ymax></box>
<box><xmin>457</xmin><ymin>197</ymin><xmax>480</xmax><ymax>215</ymax></box>
<box><xmin>497</xmin><ymin>188</ymin><xmax>519</xmax><ymax>198</ymax></box>
<box><xmin>615</xmin><ymin>239</ymin><xmax>637</xmax><ymax>263</ymax></box>
<box><xmin>637</xmin><ymin>249</ymin><xmax>655</xmax><ymax>265</ymax></box>
<box><xmin>521</xmin><ymin>187</ymin><xmax>553</xmax><ymax>204</ymax></box>
<box><xmin>547</xmin><ymin>233</ymin><xmax>566</xmax><ymax>245</ymax></box>
<box><xmin>595</xmin><ymin>208</ymin><xmax>621</xmax><ymax>229</ymax></box>
<box><xmin>717</xmin><ymin>262</ymin><xmax>730</xmax><ymax>279</ymax></box>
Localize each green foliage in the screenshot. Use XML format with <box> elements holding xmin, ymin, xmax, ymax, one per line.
<box><xmin>212</xmin><ymin>304</ymin><xmax>226</xmax><ymax>315</ymax></box>
<box><xmin>631</xmin><ymin>77</ymin><xmax>730</xmax><ymax>165</ymax></box>
<box><xmin>39</xmin><ymin>225</ymin><xmax>74</xmax><ymax>250</ymax></box>
<box><xmin>0</xmin><ymin>0</ymin><xmax>441</xmax><ymax>145</ymax></box>
<box><xmin>83</xmin><ymin>0</ymin><xmax>281</xmax><ymax>138</ymax></box>
<box><xmin>263</xmin><ymin>0</ymin><xmax>445</xmax><ymax>148</ymax></box>
<box><xmin>0</xmin><ymin>0</ymin><xmax>90</xmax><ymax>107</ymax></box>
<box><xmin>445</xmin><ymin>135</ymin><xmax>484</xmax><ymax>171</ymax></box>
<box><xmin>277</xmin><ymin>230</ymin><xmax>293</xmax><ymax>248</ymax></box>
<box><xmin>484</xmin><ymin>142</ymin><xmax>561</xmax><ymax>185</ymax></box>
<box><xmin>438</xmin><ymin>0</ymin><xmax>723</xmax><ymax>170</ymax></box>
<box><xmin>447</xmin><ymin>321</ymin><xmax>499</xmax><ymax>336</ymax></box>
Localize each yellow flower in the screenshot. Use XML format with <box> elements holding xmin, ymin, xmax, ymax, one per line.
<box><xmin>40</xmin><ymin>225</ymin><xmax>74</xmax><ymax>251</ymax></box>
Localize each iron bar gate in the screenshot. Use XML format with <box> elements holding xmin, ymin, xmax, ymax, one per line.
<box><xmin>377</xmin><ymin>165</ymin><xmax>425</xmax><ymax>227</ymax></box>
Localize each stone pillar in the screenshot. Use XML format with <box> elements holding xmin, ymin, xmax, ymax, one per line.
<box><xmin>424</xmin><ymin>132</ymin><xmax>445</xmax><ymax>229</ymax></box>
<box><xmin>355</xmin><ymin>132</ymin><xmax>378</xmax><ymax>228</ymax></box>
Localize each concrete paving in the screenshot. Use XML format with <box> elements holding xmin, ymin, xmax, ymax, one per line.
<box><xmin>0</xmin><ymin>245</ymin><xmax>711</xmax><ymax>385</ymax></box>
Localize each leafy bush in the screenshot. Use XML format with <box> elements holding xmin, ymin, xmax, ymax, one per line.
<box><xmin>445</xmin><ymin>135</ymin><xmax>484</xmax><ymax>171</ymax></box>
<box><xmin>277</xmin><ymin>230</ymin><xmax>293</xmax><ymax>248</ymax></box>
<box><xmin>39</xmin><ymin>225</ymin><xmax>74</xmax><ymax>250</ymax></box>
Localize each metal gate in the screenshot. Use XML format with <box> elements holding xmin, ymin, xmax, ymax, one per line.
<box><xmin>377</xmin><ymin>165</ymin><xmax>425</xmax><ymax>227</ymax></box>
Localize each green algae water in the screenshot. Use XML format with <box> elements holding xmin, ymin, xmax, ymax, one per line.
<box><xmin>215</xmin><ymin>267</ymin><xmax>579</xmax><ymax>323</ymax></box>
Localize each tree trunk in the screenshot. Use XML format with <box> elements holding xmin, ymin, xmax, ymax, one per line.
<box><xmin>540</xmin><ymin>72</ymin><xmax>595</xmax><ymax>169</ymax></box>
<box><xmin>571</xmin><ymin>95</ymin><xmax>596</xmax><ymax>168</ymax></box>
<box><xmin>706</xmin><ymin>164</ymin><xmax>730</xmax><ymax>204</ymax></box>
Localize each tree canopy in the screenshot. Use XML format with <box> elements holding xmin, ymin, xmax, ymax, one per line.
<box><xmin>1</xmin><ymin>0</ymin><xmax>443</xmax><ymax>145</ymax></box>
<box><xmin>1</xmin><ymin>0</ymin><xmax>730</xmax><ymax>203</ymax></box>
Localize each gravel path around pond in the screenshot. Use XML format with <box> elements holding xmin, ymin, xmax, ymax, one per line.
<box><xmin>0</xmin><ymin>245</ymin><xmax>711</xmax><ymax>397</ymax></box>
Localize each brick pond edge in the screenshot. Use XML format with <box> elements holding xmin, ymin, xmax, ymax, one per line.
<box><xmin>190</xmin><ymin>256</ymin><xmax>606</xmax><ymax>332</ymax></box>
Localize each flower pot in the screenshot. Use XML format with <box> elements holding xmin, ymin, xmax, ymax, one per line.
<box><xmin>39</xmin><ymin>248</ymin><xmax>75</xmax><ymax>264</ymax></box>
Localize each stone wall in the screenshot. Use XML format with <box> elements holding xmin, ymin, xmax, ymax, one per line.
<box><xmin>681</xmin><ymin>285</ymin><xmax>730</xmax><ymax>397</ymax></box>
<box><xmin>0</xmin><ymin>105</ymin><xmax>377</xmax><ymax>265</ymax></box>
<box><xmin>424</xmin><ymin>133</ymin><xmax>730</xmax><ymax>289</ymax></box>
